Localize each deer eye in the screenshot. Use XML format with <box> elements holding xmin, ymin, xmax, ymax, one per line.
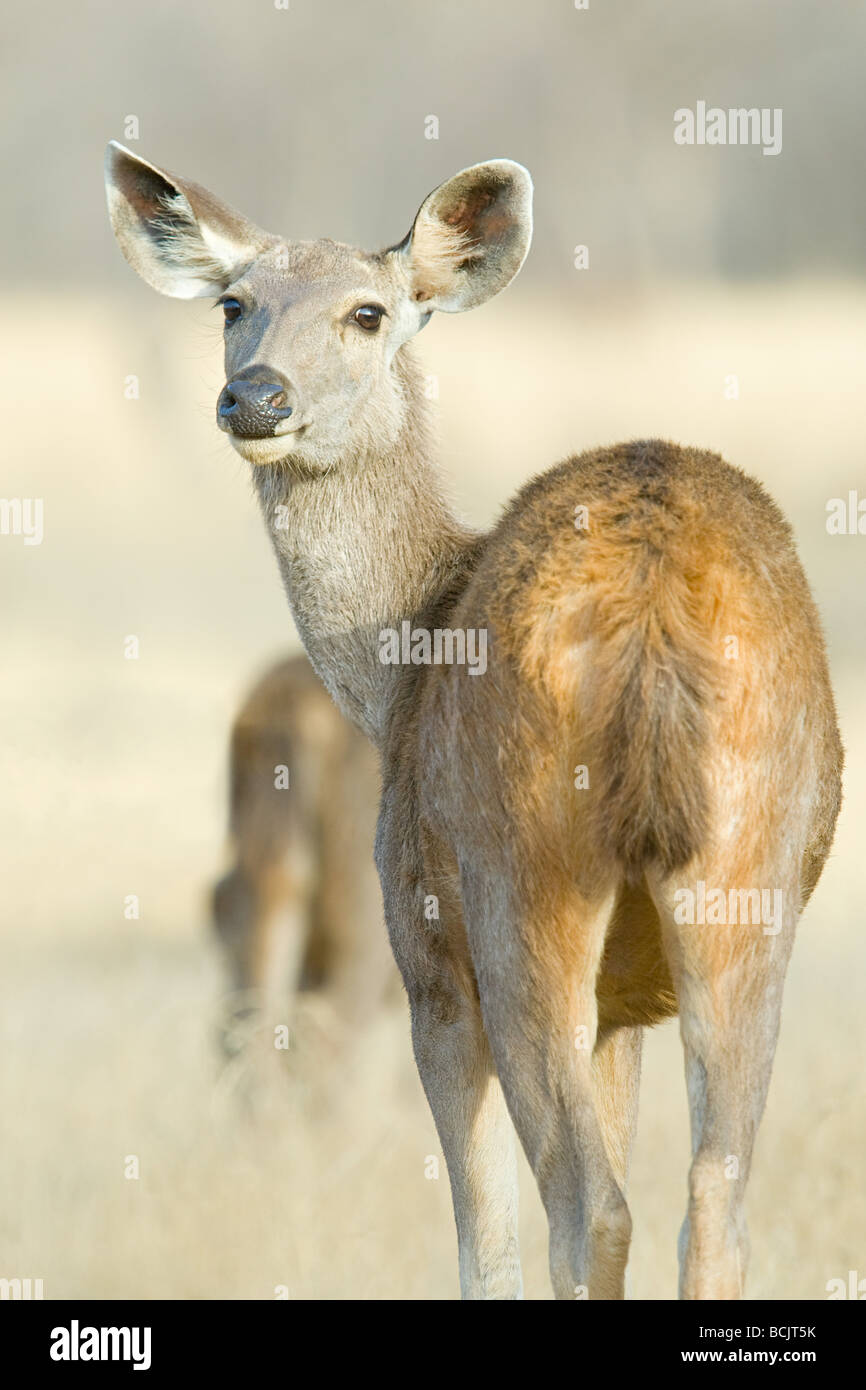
<box><xmin>221</xmin><ymin>298</ymin><xmax>242</xmax><ymax>324</ymax></box>
<box><xmin>352</xmin><ymin>304</ymin><xmax>384</xmax><ymax>332</ymax></box>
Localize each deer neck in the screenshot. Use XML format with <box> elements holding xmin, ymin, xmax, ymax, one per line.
<box><xmin>251</xmin><ymin>353</ymin><xmax>480</xmax><ymax>745</ymax></box>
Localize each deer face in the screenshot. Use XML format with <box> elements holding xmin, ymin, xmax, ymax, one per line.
<box><xmin>105</xmin><ymin>144</ymin><xmax>532</xmax><ymax>472</ymax></box>
<box><xmin>210</xmin><ymin>239</ymin><xmax>429</xmax><ymax>470</ymax></box>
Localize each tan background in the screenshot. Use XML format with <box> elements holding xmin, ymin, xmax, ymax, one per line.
<box><xmin>1</xmin><ymin>0</ymin><xmax>864</xmax><ymax>1298</ymax></box>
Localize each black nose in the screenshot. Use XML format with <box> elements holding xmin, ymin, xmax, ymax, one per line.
<box><xmin>217</xmin><ymin>369</ymin><xmax>294</xmax><ymax>439</ymax></box>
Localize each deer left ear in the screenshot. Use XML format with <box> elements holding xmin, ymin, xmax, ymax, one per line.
<box><xmin>395</xmin><ymin>160</ymin><xmax>533</xmax><ymax>313</ymax></box>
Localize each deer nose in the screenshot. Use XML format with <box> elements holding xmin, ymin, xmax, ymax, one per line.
<box><xmin>217</xmin><ymin>371</ymin><xmax>294</xmax><ymax>439</ymax></box>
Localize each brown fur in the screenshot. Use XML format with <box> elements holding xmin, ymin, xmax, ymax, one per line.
<box><xmin>212</xmin><ymin>654</ymin><xmax>396</xmax><ymax>1059</ymax></box>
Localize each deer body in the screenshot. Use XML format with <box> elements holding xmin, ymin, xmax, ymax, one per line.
<box><xmin>212</xmin><ymin>653</ymin><xmax>394</xmax><ymax>1060</ymax></box>
<box><xmin>106</xmin><ymin>143</ymin><xmax>843</xmax><ymax>1299</ymax></box>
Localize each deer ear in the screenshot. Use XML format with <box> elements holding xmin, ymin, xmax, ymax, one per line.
<box><xmin>396</xmin><ymin>160</ymin><xmax>532</xmax><ymax>313</ymax></box>
<box><xmin>104</xmin><ymin>142</ymin><xmax>275</xmax><ymax>298</ymax></box>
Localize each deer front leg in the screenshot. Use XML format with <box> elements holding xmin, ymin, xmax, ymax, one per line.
<box><xmin>408</xmin><ymin>979</ymin><xmax>523</xmax><ymax>1300</ymax></box>
<box><xmin>379</xmin><ymin>810</ymin><xmax>523</xmax><ymax>1299</ymax></box>
<box><xmin>212</xmin><ymin>849</ymin><xmax>313</xmax><ymax>1065</ymax></box>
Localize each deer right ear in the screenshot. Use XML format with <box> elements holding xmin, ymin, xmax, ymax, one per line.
<box><xmin>104</xmin><ymin>142</ymin><xmax>275</xmax><ymax>298</ymax></box>
<box><xmin>395</xmin><ymin>160</ymin><xmax>533</xmax><ymax>314</ymax></box>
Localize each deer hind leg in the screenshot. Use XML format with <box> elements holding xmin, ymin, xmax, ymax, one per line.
<box><xmin>647</xmin><ymin>853</ymin><xmax>800</xmax><ymax>1300</ymax></box>
<box><xmin>461</xmin><ymin>871</ymin><xmax>632</xmax><ymax>1300</ymax></box>
<box><xmin>592</xmin><ymin>1024</ymin><xmax>643</xmax><ymax>1298</ymax></box>
<box><xmin>593</xmin><ymin>1024</ymin><xmax>643</xmax><ymax>1191</ymax></box>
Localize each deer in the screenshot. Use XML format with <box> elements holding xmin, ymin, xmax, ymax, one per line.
<box><xmin>212</xmin><ymin>652</ymin><xmax>396</xmax><ymax>1064</ymax></box>
<box><xmin>105</xmin><ymin>142</ymin><xmax>843</xmax><ymax>1300</ymax></box>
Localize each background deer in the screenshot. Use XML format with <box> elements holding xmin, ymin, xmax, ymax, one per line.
<box><xmin>105</xmin><ymin>142</ymin><xmax>843</xmax><ymax>1300</ymax></box>
<box><xmin>212</xmin><ymin>652</ymin><xmax>396</xmax><ymax>1063</ymax></box>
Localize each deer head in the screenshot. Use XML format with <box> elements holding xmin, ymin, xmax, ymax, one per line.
<box><xmin>105</xmin><ymin>143</ymin><xmax>533</xmax><ymax>474</ymax></box>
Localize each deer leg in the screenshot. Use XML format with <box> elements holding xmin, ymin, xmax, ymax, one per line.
<box><xmin>593</xmin><ymin>1025</ymin><xmax>643</xmax><ymax>1192</ymax></box>
<box><xmin>213</xmin><ymin>850</ymin><xmax>313</xmax><ymax>1058</ymax></box>
<box><xmin>212</xmin><ymin>864</ymin><xmax>259</xmax><ymax>1058</ymax></box>
<box><xmin>648</xmin><ymin>859</ymin><xmax>799</xmax><ymax>1299</ymax></box>
<box><xmin>462</xmin><ymin>874</ymin><xmax>632</xmax><ymax>1300</ymax></box>
<box><xmin>314</xmin><ymin>905</ymin><xmax>395</xmax><ymax>1032</ymax></box>
<box><xmin>593</xmin><ymin>1025</ymin><xmax>642</xmax><ymax>1298</ymax></box>
<box><xmin>407</xmin><ymin>980</ymin><xmax>523</xmax><ymax>1300</ymax></box>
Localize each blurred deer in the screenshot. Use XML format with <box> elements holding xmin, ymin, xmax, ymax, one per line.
<box><xmin>212</xmin><ymin>653</ymin><xmax>396</xmax><ymax>1059</ymax></box>
<box><xmin>107</xmin><ymin>144</ymin><xmax>843</xmax><ymax>1300</ymax></box>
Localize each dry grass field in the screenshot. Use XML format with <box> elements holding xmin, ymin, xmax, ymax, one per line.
<box><xmin>1</xmin><ymin>281</ymin><xmax>864</xmax><ymax>1298</ymax></box>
